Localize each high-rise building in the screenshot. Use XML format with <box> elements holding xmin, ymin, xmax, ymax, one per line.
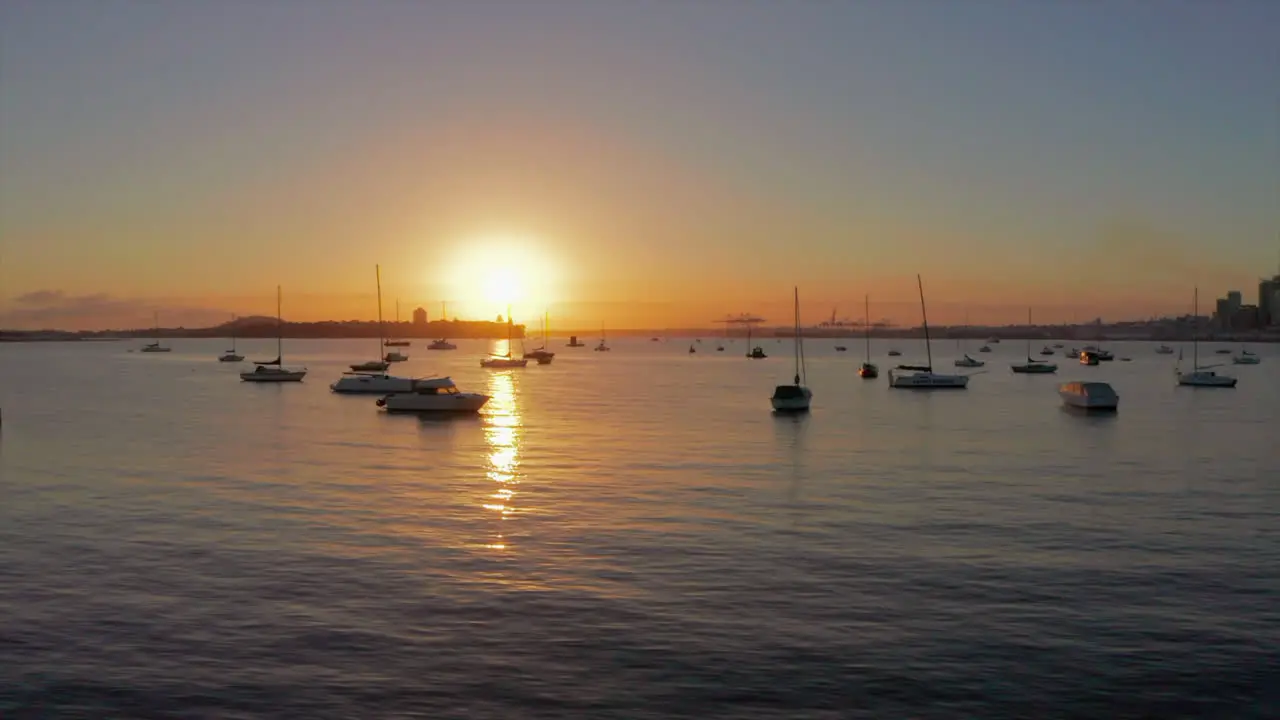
<box><xmin>1260</xmin><ymin>276</ymin><xmax>1279</xmax><ymax>327</ymax></box>
<box><xmin>1226</xmin><ymin>290</ymin><xmax>1242</xmax><ymax>316</ymax></box>
<box><xmin>413</xmin><ymin>307</ymin><xmax>427</xmax><ymax>326</ymax></box>
<box><xmin>1215</xmin><ymin>298</ymin><xmax>1231</xmax><ymax>328</ymax></box>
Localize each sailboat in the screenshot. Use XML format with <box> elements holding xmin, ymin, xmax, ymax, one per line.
<box><xmin>594</xmin><ymin>324</ymin><xmax>611</xmax><ymax>352</ymax></box>
<box><xmin>746</xmin><ymin>321</ymin><xmax>766</xmax><ymax>359</ymax></box>
<box><xmin>348</xmin><ymin>266</ymin><xmax>392</xmax><ymax>372</ymax></box>
<box><xmin>140</xmin><ymin>312</ymin><xmax>171</xmax><ymax>352</ymax></box>
<box><xmin>1177</xmin><ymin>288</ymin><xmax>1236</xmax><ymax>387</ymax></box>
<box><xmin>218</xmin><ymin>315</ymin><xmax>244</xmax><ymax>362</ymax></box>
<box><xmin>481</xmin><ymin>307</ymin><xmax>529</xmax><ymax>368</ymax></box>
<box><xmin>888</xmin><ymin>275</ymin><xmax>969</xmax><ymax>389</ymax></box>
<box><xmin>858</xmin><ymin>294</ymin><xmax>878</xmax><ymax>378</ymax></box>
<box><xmin>332</xmin><ymin>271</ymin><xmax>418</xmax><ymax>392</ymax></box>
<box><xmin>954</xmin><ymin>312</ymin><xmax>985</xmax><ymax>367</ymax></box>
<box><xmin>771</xmin><ymin>287</ymin><xmax>813</xmax><ymax>412</ymax></box>
<box><xmin>240</xmin><ymin>286</ymin><xmax>306</xmax><ymax>382</ymax></box>
<box><xmin>428</xmin><ymin>302</ymin><xmax>457</xmax><ymax>350</ymax></box>
<box><xmin>385</xmin><ymin>300</ymin><xmax>411</xmax><ymax>347</ymax></box>
<box><xmin>523</xmin><ymin>312</ymin><xmax>556</xmax><ymax>364</ymax></box>
<box><xmin>1011</xmin><ymin>308</ymin><xmax>1057</xmax><ymax>373</ymax></box>
<box><xmin>1232</xmin><ymin>344</ymin><xmax>1261</xmax><ymax>365</ymax></box>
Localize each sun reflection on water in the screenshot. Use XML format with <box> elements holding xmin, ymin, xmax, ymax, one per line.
<box><xmin>483</xmin><ymin>371</ymin><xmax>521</xmax><ymax>550</ymax></box>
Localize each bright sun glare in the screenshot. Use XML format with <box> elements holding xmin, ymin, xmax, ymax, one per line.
<box><xmin>482</xmin><ymin>266</ymin><xmax>524</xmax><ymax>307</ymax></box>
<box><xmin>444</xmin><ymin>234</ymin><xmax>558</xmax><ymax>319</ymax></box>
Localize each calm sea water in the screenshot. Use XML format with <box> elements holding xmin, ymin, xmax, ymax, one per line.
<box><xmin>2</xmin><ymin>337</ymin><xmax>1277</xmax><ymax>719</ymax></box>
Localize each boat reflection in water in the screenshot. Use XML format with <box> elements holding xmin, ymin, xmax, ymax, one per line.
<box><xmin>482</xmin><ymin>371</ymin><xmax>521</xmax><ymax>551</ymax></box>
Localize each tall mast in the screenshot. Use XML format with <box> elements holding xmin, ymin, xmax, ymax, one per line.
<box><xmin>793</xmin><ymin>286</ymin><xmax>802</xmax><ymax>385</ymax></box>
<box><xmin>864</xmin><ymin>294</ymin><xmax>871</xmax><ymax>361</ymax></box>
<box><xmin>276</xmin><ymin>285</ymin><xmax>283</xmax><ymax>363</ymax></box>
<box><xmin>918</xmin><ymin>274</ymin><xmax>933</xmax><ymax>371</ymax></box>
<box><xmin>375</xmin><ymin>265</ymin><xmax>384</xmax><ymax>357</ymax></box>
<box><xmin>1027</xmin><ymin>307</ymin><xmax>1032</xmax><ymax>361</ymax></box>
<box><xmin>1193</xmin><ymin>287</ymin><xmax>1199</xmax><ymax>369</ymax></box>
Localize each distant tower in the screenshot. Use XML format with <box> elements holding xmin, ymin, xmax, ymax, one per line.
<box><xmin>413</xmin><ymin>307</ymin><xmax>427</xmax><ymax>326</ymax></box>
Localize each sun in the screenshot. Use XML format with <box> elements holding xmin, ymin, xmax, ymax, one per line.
<box><xmin>441</xmin><ymin>233</ymin><xmax>560</xmax><ymax>319</ymax></box>
<box><xmin>482</xmin><ymin>266</ymin><xmax>525</xmax><ymax>307</ymax></box>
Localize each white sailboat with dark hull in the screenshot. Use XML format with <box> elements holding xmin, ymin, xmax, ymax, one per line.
<box><xmin>384</xmin><ymin>301</ymin><xmax>411</xmax><ymax>347</ymax></box>
<box><xmin>218</xmin><ymin>315</ymin><xmax>244</xmax><ymax>362</ymax></box>
<box><xmin>481</xmin><ymin>308</ymin><xmax>529</xmax><ymax>368</ymax></box>
<box><xmin>349</xmin><ymin>265</ymin><xmax>391</xmax><ymax>373</ymax></box>
<box><xmin>140</xmin><ymin>312</ymin><xmax>171</xmax><ymax>352</ymax></box>
<box><xmin>1011</xmin><ymin>308</ymin><xmax>1057</xmax><ymax>374</ymax></box>
<box><xmin>1177</xmin><ymin>288</ymin><xmax>1236</xmax><ymax>388</ymax></box>
<box><xmin>889</xmin><ymin>275</ymin><xmax>969</xmax><ymax>389</ymax></box>
<box><xmin>523</xmin><ymin>312</ymin><xmax>556</xmax><ymax>364</ymax></box>
<box><xmin>858</xmin><ymin>294</ymin><xmax>878</xmax><ymax>379</ymax></box>
<box><xmin>771</xmin><ymin>287</ymin><xmax>812</xmax><ymax>412</ymax></box>
<box><xmin>241</xmin><ymin>286</ymin><xmax>306</xmax><ymax>382</ymax></box>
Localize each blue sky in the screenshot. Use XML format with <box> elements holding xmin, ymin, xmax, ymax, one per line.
<box><xmin>1</xmin><ymin>1</ymin><xmax>1276</xmax><ymax>328</ymax></box>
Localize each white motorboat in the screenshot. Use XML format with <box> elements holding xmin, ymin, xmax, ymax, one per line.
<box><xmin>1012</xmin><ymin>310</ymin><xmax>1058</xmax><ymax>373</ymax></box>
<box><xmin>1039</xmin><ymin>346</ymin><xmax>1055</xmax><ymax>356</ymax></box>
<box><xmin>889</xmin><ymin>275</ymin><xmax>970</xmax><ymax>389</ymax></box>
<box><xmin>1176</xmin><ymin>288</ymin><xmax>1236</xmax><ymax>388</ymax></box>
<box><xmin>428</xmin><ymin>339</ymin><xmax>457</xmax><ymax>350</ymax></box>
<box><xmin>140</xmin><ymin>312</ymin><xmax>171</xmax><ymax>352</ymax></box>
<box><xmin>384</xmin><ymin>350</ymin><xmax>409</xmax><ymax>363</ymax></box>
<box><xmin>1232</xmin><ymin>348</ymin><xmax>1260</xmax><ymax>365</ymax></box>
<box><xmin>218</xmin><ymin>315</ymin><xmax>244</xmax><ymax>362</ymax></box>
<box><xmin>240</xmin><ymin>286</ymin><xmax>307</xmax><ymax>382</ymax></box>
<box><xmin>1058</xmin><ymin>381</ymin><xmax>1119</xmax><ymax>411</ymax></box>
<box><xmin>1155</xmin><ymin>345</ymin><xmax>1175</xmax><ymax>354</ymax></box>
<box><xmin>482</xmin><ymin>307</ymin><xmax>529</xmax><ymax>368</ymax></box>
<box><xmin>1082</xmin><ymin>344</ymin><xmax>1115</xmax><ymax>361</ymax></box>
<box><xmin>771</xmin><ymin>287</ymin><xmax>813</xmax><ymax>412</ymax></box>
<box><xmin>522</xmin><ymin>312</ymin><xmax>556</xmax><ymax>364</ymax></box>
<box><xmin>955</xmin><ymin>354</ymin><xmax>985</xmax><ymax>368</ymax></box>
<box><xmin>376</xmin><ymin>376</ymin><xmax>490</xmax><ymax>413</ymax></box>
<box><xmin>331</xmin><ymin>371</ymin><xmax>415</xmax><ymax>394</ymax></box>
<box><xmin>1178</xmin><ymin>369</ymin><xmax>1237</xmax><ymax>387</ymax></box>
<box><xmin>858</xmin><ymin>294</ymin><xmax>878</xmax><ymax>379</ymax></box>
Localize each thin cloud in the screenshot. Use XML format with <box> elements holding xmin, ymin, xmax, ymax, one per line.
<box><xmin>0</xmin><ymin>290</ymin><xmax>230</xmax><ymax>331</ymax></box>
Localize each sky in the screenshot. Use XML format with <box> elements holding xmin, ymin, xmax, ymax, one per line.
<box><xmin>1</xmin><ymin>0</ymin><xmax>1277</xmax><ymax>330</ymax></box>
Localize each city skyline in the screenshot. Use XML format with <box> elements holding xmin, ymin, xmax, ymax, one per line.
<box><xmin>2</xmin><ymin>3</ymin><xmax>1277</xmax><ymax>331</ymax></box>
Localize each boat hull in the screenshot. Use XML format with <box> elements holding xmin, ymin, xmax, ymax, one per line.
<box><xmin>481</xmin><ymin>358</ymin><xmax>528</xmax><ymax>368</ymax></box>
<box><xmin>379</xmin><ymin>393</ymin><xmax>490</xmax><ymax>413</ymax></box>
<box><xmin>218</xmin><ymin>354</ymin><xmax>244</xmax><ymax>362</ymax></box>
<box><xmin>350</xmin><ymin>361</ymin><xmax>390</xmax><ymax>372</ymax></box>
<box><xmin>888</xmin><ymin>371</ymin><xmax>969</xmax><ymax>389</ymax></box>
<box><xmin>331</xmin><ymin>374</ymin><xmax>415</xmax><ymax>394</ymax></box>
<box><xmin>770</xmin><ymin>385</ymin><xmax>812</xmax><ymax>412</ymax></box>
<box><xmin>1232</xmin><ymin>356</ymin><xmax>1260</xmax><ymax>365</ymax></box>
<box><xmin>240</xmin><ymin>369</ymin><xmax>306</xmax><ymax>382</ymax></box>
<box><xmin>1012</xmin><ymin>363</ymin><xmax>1058</xmax><ymax>374</ymax></box>
<box><xmin>1058</xmin><ymin>382</ymin><xmax>1119</xmax><ymax>411</ymax></box>
<box><xmin>140</xmin><ymin>347</ymin><xmax>171</xmax><ymax>353</ymax></box>
<box><xmin>858</xmin><ymin>363</ymin><xmax>878</xmax><ymax>379</ymax></box>
<box><xmin>427</xmin><ymin>341</ymin><xmax>456</xmax><ymax>350</ymax></box>
<box><xmin>1177</xmin><ymin>372</ymin><xmax>1236</xmax><ymax>387</ymax></box>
